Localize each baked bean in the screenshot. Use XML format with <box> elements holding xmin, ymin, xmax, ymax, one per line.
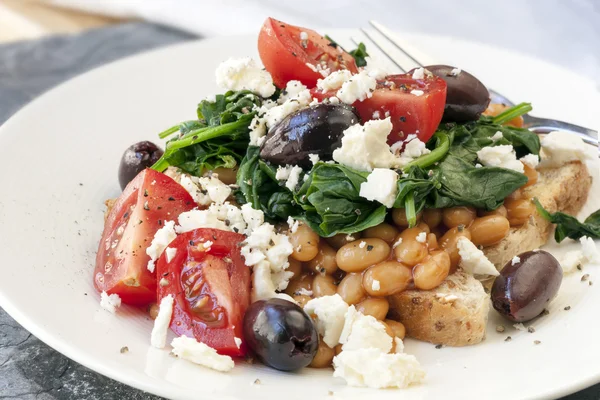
<box><xmin>505</xmin><ymin>197</ymin><xmax>535</xmax><ymax>226</ymax></box>
<box><xmin>380</xmin><ymin>321</ymin><xmax>398</xmax><ymax>352</ymax></box>
<box><xmin>309</xmin><ymin>339</ymin><xmax>335</xmax><ymax>368</ymax></box>
<box><xmin>287</xmin><ymin>258</ymin><xmax>302</xmax><ymax>278</ymax></box>
<box><xmin>293</xmin><ymin>294</ymin><xmax>311</xmax><ymax>308</ymax></box>
<box><xmin>479</xmin><ymin>204</ymin><xmax>508</xmax><ymax>218</ymax></box>
<box><xmin>427</xmin><ymin>233</ymin><xmax>439</xmax><ymax>250</ymax></box>
<box><xmin>337</xmin><ymin>273</ymin><xmax>366</xmax><ymax>305</ymax></box>
<box><xmin>336</xmin><ymin>238</ymin><xmax>390</xmax><ymax>272</ymax></box>
<box><xmin>422</xmin><ymin>208</ymin><xmax>443</xmax><ymax>229</ymax></box>
<box><xmin>284</xmin><ymin>273</ymin><xmax>312</xmax><ymax>296</ymax></box>
<box><xmin>522</xmin><ymin>163</ymin><xmax>538</xmax><ymax>188</ymax></box>
<box><xmin>393</xmin><ymin>227</ymin><xmax>428</xmax><ymax>267</ymax></box>
<box><xmin>307</xmin><ymin>243</ymin><xmax>338</xmax><ymax>275</ymax></box>
<box><xmin>212</xmin><ymin>167</ymin><xmax>238</xmax><ymax>185</ymax></box>
<box><xmin>440</xmin><ymin>226</ymin><xmax>472</xmax><ymax>271</ymax></box>
<box><xmin>363</xmin><ymin>223</ymin><xmax>399</xmax><ymax>244</ymax></box>
<box><xmin>325</xmin><ymin>232</ymin><xmax>361</xmax><ymax>250</ymax></box>
<box><xmin>442</xmin><ymin>206</ymin><xmax>476</xmax><ymax>228</ymax></box>
<box><xmin>384</xmin><ymin>319</ymin><xmax>406</xmax><ymax>340</ymax></box>
<box><xmin>470</xmin><ymin>215</ymin><xmax>510</xmax><ymax>246</ymax></box>
<box><xmin>290</xmin><ymin>224</ymin><xmax>320</xmax><ymax>261</ymax></box>
<box><xmin>416</xmin><ymin>222</ymin><xmax>431</xmax><ymax>234</ymax></box>
<box><xmin>334</xmin><ymin>344</ymin><xmax>343</xmax><ymax>355</ymax></box>
<box><xmin>362</xmin><ymin>261</ymin><xmax>412</xmax><ymax>296</ymax></box>
<box><xmin>483</xmin><ymin>103</ymin><xmax>524</xmax><ymax>128</ymax></box>
<box><xmin>148</xmin><ymin>303</ymin><xmax>159</xmax><ymax>320</ymax></box>
<box><xmin>356</xmin><ymin>297</ymin><xmax>389</xmax><ymax>320</ymax></box>
<box><xmin>312</xmin><ymin>274</ymin><xmax>338</xmax><ymax>298</ymax></box>
<box><xmin>413</xmin><ymin>250</ymin><xmax>451</xmax><ymax>290</ymax></box>
<box><xmin>505</xmin><ymin>189</ymin><xmax>522</xmax><ymax>201</ymax></box>
<box><xmin>392</xmin><ymin>208</ymin><xmax>422</xmax><ymax>228</ymax></box>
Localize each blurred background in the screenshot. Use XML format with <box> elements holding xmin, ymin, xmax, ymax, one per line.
<box><xmin>0</xmin><ymin>1</ymin><xmax>598</xmax><ymax>399</ymax></box>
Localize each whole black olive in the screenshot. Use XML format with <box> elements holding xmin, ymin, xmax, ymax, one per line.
<box><xmin>118</xmin><ymin>141</ymin><xmax>164</xmax><ymax>190</ymax></box>
<box><xmin>491</xmin><ymin>250</ymin><xmax>563</xmax><ymax>322</ymax></box>
<box><xmin>243</xmin><ymin>298</ymin><xmax>318</xmax><ymax>371</ymax></box>
<box><xmin>418</xmin><ymin>65</ymin><xmax>490</xmax><ymax>122</ymax></box>
<box><xmin>260</xmin><ymin>104</ymin><xmax>360</xmax><ymax>168</ymax></box>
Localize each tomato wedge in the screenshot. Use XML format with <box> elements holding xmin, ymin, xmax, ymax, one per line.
<box><xmin>156</xmin><ymin>229</ymin><xmax>250</xmax><ymax>357</ymax></box>
<box><xmin>258</xmin><ymin>17</ymin><xmax>358</xmax><ymax>88</ymax></box>
<box><xmin>94</xmin><ymin>169</ymin><xmax>195</xmax><ymax>306</ymax></box>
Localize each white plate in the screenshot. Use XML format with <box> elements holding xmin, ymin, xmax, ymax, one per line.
<box><xmin>0</xmin><ymin>30</ymin><xmax>599</xmax><ymax>400</ymax></box>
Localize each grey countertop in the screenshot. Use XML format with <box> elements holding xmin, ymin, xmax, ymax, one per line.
<box><xmin>0</xmin><ymin>21</ymin><xmax>597</xmax><ymax>400</ymax></box>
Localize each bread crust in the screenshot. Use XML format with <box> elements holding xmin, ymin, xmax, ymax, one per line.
<box><xmin>388</xmin><ymin>161</ymin><xmax>592</xmax><ymax>346</ymax></box>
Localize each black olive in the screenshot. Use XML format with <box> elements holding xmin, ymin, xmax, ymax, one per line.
<box><xmin>118</xmin><ymin>141</ymin><xmax>163</xmax><ymax>190</ymax></box>
<box><xmin>417</xmin><ymin>65</ymin><xmax>490</xmax><ymax>122</ymax></box>
<box><xmin>260</xmin><ymin>104</ymin><xmax>360</xmax><ymax>168</ymax></box>
<box><xmin>491</xmin><ymin>250</ymin><xmax>563</xmax><ymax>322</ymax></box>
<box><xmin>243</xmin><ymin>298</ymin><xmax>318</xmax><ymax>371</ymax></box>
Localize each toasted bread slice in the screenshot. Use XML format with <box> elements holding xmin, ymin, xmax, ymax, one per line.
<box><xmin>483</xmin><ymin>161</ymin><xmax>591</xmax><ymax>270</ymax></box>
<box><xmin>388</xmin><ymin>161</ymin><xmax>591</xmax><ymax>346</ymax></box>
<box><xmin>388</xmin><ymin>271</ymin><xmax>489</xmax><ymax>346</ymax></box>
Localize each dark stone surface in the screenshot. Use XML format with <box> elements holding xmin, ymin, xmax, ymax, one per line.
<box><xmin>0</xmin><ymin>20</ymin><xmax>597</xmax><ymax>400</ymax></box>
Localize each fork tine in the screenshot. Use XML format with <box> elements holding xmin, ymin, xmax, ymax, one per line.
<box><xmin>355</xmin><ymin>30</ymin><xmax>406</xmax><ymax>73</ymax></box>
<box><xmin>369</xmin><ymin>20</ymin><xmax>424</xmax><ymax>68</ymax></box>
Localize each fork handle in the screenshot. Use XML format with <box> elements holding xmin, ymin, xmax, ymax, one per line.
<box><xmin>522</xmin><ymin>115</ymin><xmax>598</xmax><ymax>145</ymax></box>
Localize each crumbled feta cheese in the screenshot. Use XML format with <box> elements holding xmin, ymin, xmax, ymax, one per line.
<box><xmin>513</xmin><ymin>323</ymin><xmax>527</xmax><ymax>332</ymax></box>
<box><xmin>203</xmin><ymin>240</ymin><xmax>213</xmax><ymax>249</ymax></box>
<box><xmin>150</xmin><ymin>295</ymin><xmax>174</xmax><ymax>348</ymax></box>
<box><xmin>304</xmin><ymin>294</ymin><xmax>349</xmax><ymax>348</ymax></box>
<box><xmin>171</xmin><ymin>336</ymin><xmax>235</xmax><ymax>372</ymax></box>
<box><xmin>363</xmin><ymin>56</ymin><xmax>389</xmax><ymax>80</ymax></box>
<box><xmin>308</xmin><ymin>153</ymin><xmax>320</xmax><ymax>165</ymax></box>
<box><xmin>241</xmin><ymin>203</ymin><xmax>264</xmax><ymax>232</ymax></box>
<box><xmin>450</xmin><ymin>68</ymin><xmax>461</xmax><ymax>76</ymax></box>
<box><xmin>333</xmin><ymin>349</ymin><xmax>425</xmax><ymax>388</ymax></box>
<box><xmin>491</xmin><ymin>131</ymin><xmax>504</xmax><ymax>141</ymax></box>
<box><xmin>165</xmin><ymin>247</ymin><xmax>177</xmax><ymax>263</ymax></box>
<box><xmin>180</xmin><ymin>174</ymin><xmax>211</xmax><ymax>205</ymax></box>
<box><xmin>400</xmin><ymin>136</ymin><xmax>431</xmax><ymax>159</ymax></box>
<box><xmin>177</xmin><ymin>209</ymin><xmax>229</xmax><ymax>233</ymax></box>
<box><xmin>147</xmin><ymin>260</ymin><xmax>156</xmax><ymax>273</ymax></box>
<box><xmin>262</xmin><ymin>90</ymin><xmax>311</xmax><ymax>129</ymax></box>
<box><xmin>287</xmin><ymin>216</ymin><xmax>299</xmax><ymax>233</ymax></box>
<box><xmin>297</xmin><ymin>288</ymin><xmax>313</xmax><ymax>296</ymax></box>
<box><xmin>411</xmin><ymin>68</ymin><xmax>425</xmax><ymax>80</ymax></box>
<box><xmin>457</xmin><ymin>237</ymin><xmax>499</xmax><ymax>276</ymax></box>
<box><xmin>198</xmin><ymin>176</ymin><xmax>231</xmax><ymax>205</ymax></box>
<box><xmin>359</xmin><ymin>241</ymin><xmax>367</xmax><ymax>249</ymax></box>
<box><xmin>100</xmin><ymin>291</ymin><xmax>121</xmax><ymax>313</ymax></box>
<box><xmin>215</xmin><ymin>57</ymin><xmax>275</xmax><ymax>98</ymax></box>
<box><xmin>278</xmin><ymin>81</ymin><xmax>311</xmax><ymax>104</ymax></box>
<box><xmin>146</xmin><ymin>220</ymin><xmax>177</xmax><ymax>263</ymax></box>
<box><xmin>333</xmin><ymin>118</ymin><xmax>404</xmax><ymax>171</ymax></box>
<box><xmin>275</xmin><ymin>165</ymin><xmax>292</xmax><ymax>180</ymax></box>
<box><xmin>581</xmin><ymin>236</ymin><xmax>600</xmax><ymax>264</ymax></box>
<box><xmin>342</xmin><ymin>313</ymin><xmax>392</xmax><ymax>353</ymax></box>
<box><xmin>285</xmin><ymin>166</ymin><xmax>303</xmax><ymax>191</ymax></box>
<box><xmin>328</xmin><ymin>96</ymin><xmax>340</xmax><ymax>104</ymax></box>
<box><xmin>300</xmin><ymin>31</ymin><xmax>308</xmax><ymax>40</ymax></box>
<box><xmin>317</xmin><ymin>70</ymin><xmax>353</xmax><ymax>92</ymax></box>
<box><xmin>476</xmin><ymin>145</ymin><xmax>524</xmax><ymax>173</ymax></box>
<box><xmin>359</xmin><ymin>168</ymin><xmax>399</xmax><ymax>208</ymax></box>
<box><xmin>520</xmin><ymin>154</ymin><xmax>540</xmax><ymax>169</ymax></box>
<box><xmin>372</xmin><ymin>111</ymin><xmax>381</xmax><ymax>119</ymax></box>
<box><xmin>371</xmin><ymin>280</ymin><xmax>381</xmax><ymax>291</ymax></box>
<box><xmin>410</xmin><ymin>90</ymin><xmax>424</xmax><ymax>96</ymax></box>
<box><xmin>416</xmin><ymin>232</ymin><xmax>427</xmax><ymax>243</ymax></box>
<box><xmin>511</xmin><ymin>255</ymin><xmax>521</xmax><ymax>265</ymax></box>
<box><xmin>249</xmin><ymin>116</ymin><xmax>267</xmax><ymax>146</ymax></box>
<box><xmin>560</xmin><ymin>250</ymin><xmax>584</xmax><ymax>274</ymax></box>
<box><xmin>393</xmin><ymin>237</ymin><xmax>403</xmax><ymax>248</ymax></box>
<box><xmin>540</xmin><ymin>131</ymin><xmax>594</xmax><ymax>167</ymax></box>
<box><xmin>336</xmin><ymin>71</ymin><xmax>377</xmax><ymax>104</ymax></box>
<box><xmin>234</xmin><ymin>337</ymin><xmax>242</xmax><ymax>349</ymax></box>
<box><xmin>475</xmin><ymin>163</ymin><xmax>482</xmax><ymax>168</ymax></box>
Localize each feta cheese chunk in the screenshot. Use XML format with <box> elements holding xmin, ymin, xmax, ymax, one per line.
<box><xmin>284</xmin><ymin>166</ymin><xmax>303</xmax><ymax>191</ymax></box>
<box><xmin>560</xmin><ymin>250</ymin><xmax>584</xmax><ymax>274</ymax></box>
<box><xmin>249</xmin><ymin>116</ymin><xmax>267</xmax><ymax>146</ymax></box>
<box><xmin>304</xmin><ymin>294</ymin><xmax>349</xmax><ymax>348</ymax></box>
<box><xmin>100</xmin><ymin>291</ymin><xmax>121</xmax><ymax>313</ymax></box>
<box><xmin>197</xmin><ymin>176</ymin><xmax>231</xmax><ymax>205</ymax></box>
<box><xmin>363</xmin><ymin>56</ymin><xmax>389</xmax><ymax>80</ymax></box>
<box><xmin>336</xmin><ymin>71</ymin><xmax>377</xmax><ymax>104</ymax></box>
<box><xmin>171</xmin><ymin>336</ymin><xmax>235</xmax><ymax>372</ymax></box>
<box><xmin>359</xmin><ymin>168</ymin><xmax>399</xmax><ymax>208</ymax></box>
<box><xmin>150</xmin><ymin>295</ymin><xmax>174</xmax><ymax>348</ymax></box>
<box><xmin>476</xmin><ymin>144</ymin><xmax>524</xmax><ymax>173</ymax></box>
<box><xmin>540</xmin><ymin>131</ymin><xmax>594</xmax><ymax>167</ymax></box>
<box><xmin>411</xmin><ymin>67</ymin><xmax>425</xmax><ymax>80</ymax></box>
<box><xmin>333</xmin><ymin>118</ymin><xmax>403</xmax><ymax>171</ymax></box>
<box><xmin>511</xmin><ymin>255</ymin><xmax>521</xmax><ymax>265</ymax></box>
<box><xmin>308</xmin><ymin>153</ymin><xmax>320</xmax><ymax>165</ymax></box>
<box><xmin>215</xmin><ymin>57</ymin><xmax>275</xmax><ymax>98</ymax></box>
<box><xmin>401</xmin><ymin>136</ymin><xmax>431</xmax><ymax>159</ymax></box>
<box><xmin>580</xmin><ymin>236</ymin><xmax>600</xmax><ymax>264</ymax></box>
<box><xmin>180</xmin><ymin>174</ymin><xmax>211</xmax><ymax>205</ymax></box>
<box><xmin>457</xmin><ymin>237</ymin><xmax>499</xmax><ymax>276</ymax></box>
<box><xmin>165</xmin><ymin>247</ymin><xmax>177</xmax><ymax>263</ymax></box>
<box><xmin>520</xmin><ymin>153</ymin><xmax>539</xmax><ymax>169</ymax></box>
<box><xmin>333</xmin><ymin>349</ymin><xmax>425</xmax><ymax>388</ymax></box>
<box><xmin>317</xmin><ymin>70</ymin><xmax>353</xmax><ymax>92</ymax></box>
<box><xmin>410</xmin><ymin>89</ymin><xmax>424</xmax><ymax>96</ymax></box>
<box><xmin>416</xmin><ymin>232</ymin><xmax>427</xmax><ymax>243</ymax></box>
<box><xmin>146</xmin><ymin>220</ymin><xmax>177</xmax><ymax>265</ymax></box>
<box><xmin>342</xmin><ymin>313</ymin><xmax>392</xmax><ymax>353</ymax></box>
<box><xmin>491</xmin><ymin>131</ymin><xmax>504</xmax><ymax>142</ymax></box>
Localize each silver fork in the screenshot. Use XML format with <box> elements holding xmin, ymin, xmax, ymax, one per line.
<box><xmin>353</xmin><ymin>21</ymin><xmax>599</xmax><ymax>149</ymax></box>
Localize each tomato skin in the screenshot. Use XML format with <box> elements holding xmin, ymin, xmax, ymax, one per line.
<box><xmin>258</xmin><ymin>17</ymin><xmax>358</xmax><ymax>88</ymax></box>
<box><xmin>354</xmin><ymin>74</ymin><xmax>447</xmax><ymax>144</ymax></box>
<box><xmin>94</xmin><ymin>169</ymin><xmax>195</xmax><ymax>306</ymax></box>
<box><xmin>157</xmin><ymin>229</ymin><xmax>250</xmax><ymax>357</ymax></box>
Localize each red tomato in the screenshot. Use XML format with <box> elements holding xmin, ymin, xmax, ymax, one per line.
<box><xmin>94</xmin><ymin>169</ymin><xmax>195</xmax><ymax>306</ymax></box>
<box><xmin>156</xmin><ymin>229</ymin><xmax>250</xmax><ymax>357</ymax></box>
<box><xmin>312</xmin><ymin>73</ymin><xmax>446</xmax><ymax>144</ymax></box>
<box><xmin>258</xmin><ymin>17</ymin><xmax>358</xmax><ymax>88</ymax></box>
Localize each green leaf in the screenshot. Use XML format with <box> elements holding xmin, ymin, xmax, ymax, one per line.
<box><xmin>534</xmin><ymin>199</ymin><xmax>600</xmax><ymax>242</ymax></box>
<box><xmin>324</xmin><ymin>35</ymin><xmax>369</xmax><ymax>67</ymax></box>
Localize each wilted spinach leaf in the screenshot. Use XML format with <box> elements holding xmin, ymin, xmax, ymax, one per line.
<box><xmin>534</xmin><ymin>199</ymin><xmax>600</xmax><ymax>242</ymax></box>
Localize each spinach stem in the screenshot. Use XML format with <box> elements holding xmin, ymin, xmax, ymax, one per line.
<box><xmin>405</xmin><ymin>192</ymin><xmax>417</xmax><ymax>228</ymax></box>
<box><xmin>402</xmin><ymin>132</ymin><xmax>450</xmax><ymax>171</ymax></box>
<box><xmin>158</xmin><ymin>125</ymin><xmax>180</xmax><ymax>139</ymax></box>
<box><xmin>492</xmin><ymin>102</ymin><xmax>532</xmax><ymax>125</ymax></box>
